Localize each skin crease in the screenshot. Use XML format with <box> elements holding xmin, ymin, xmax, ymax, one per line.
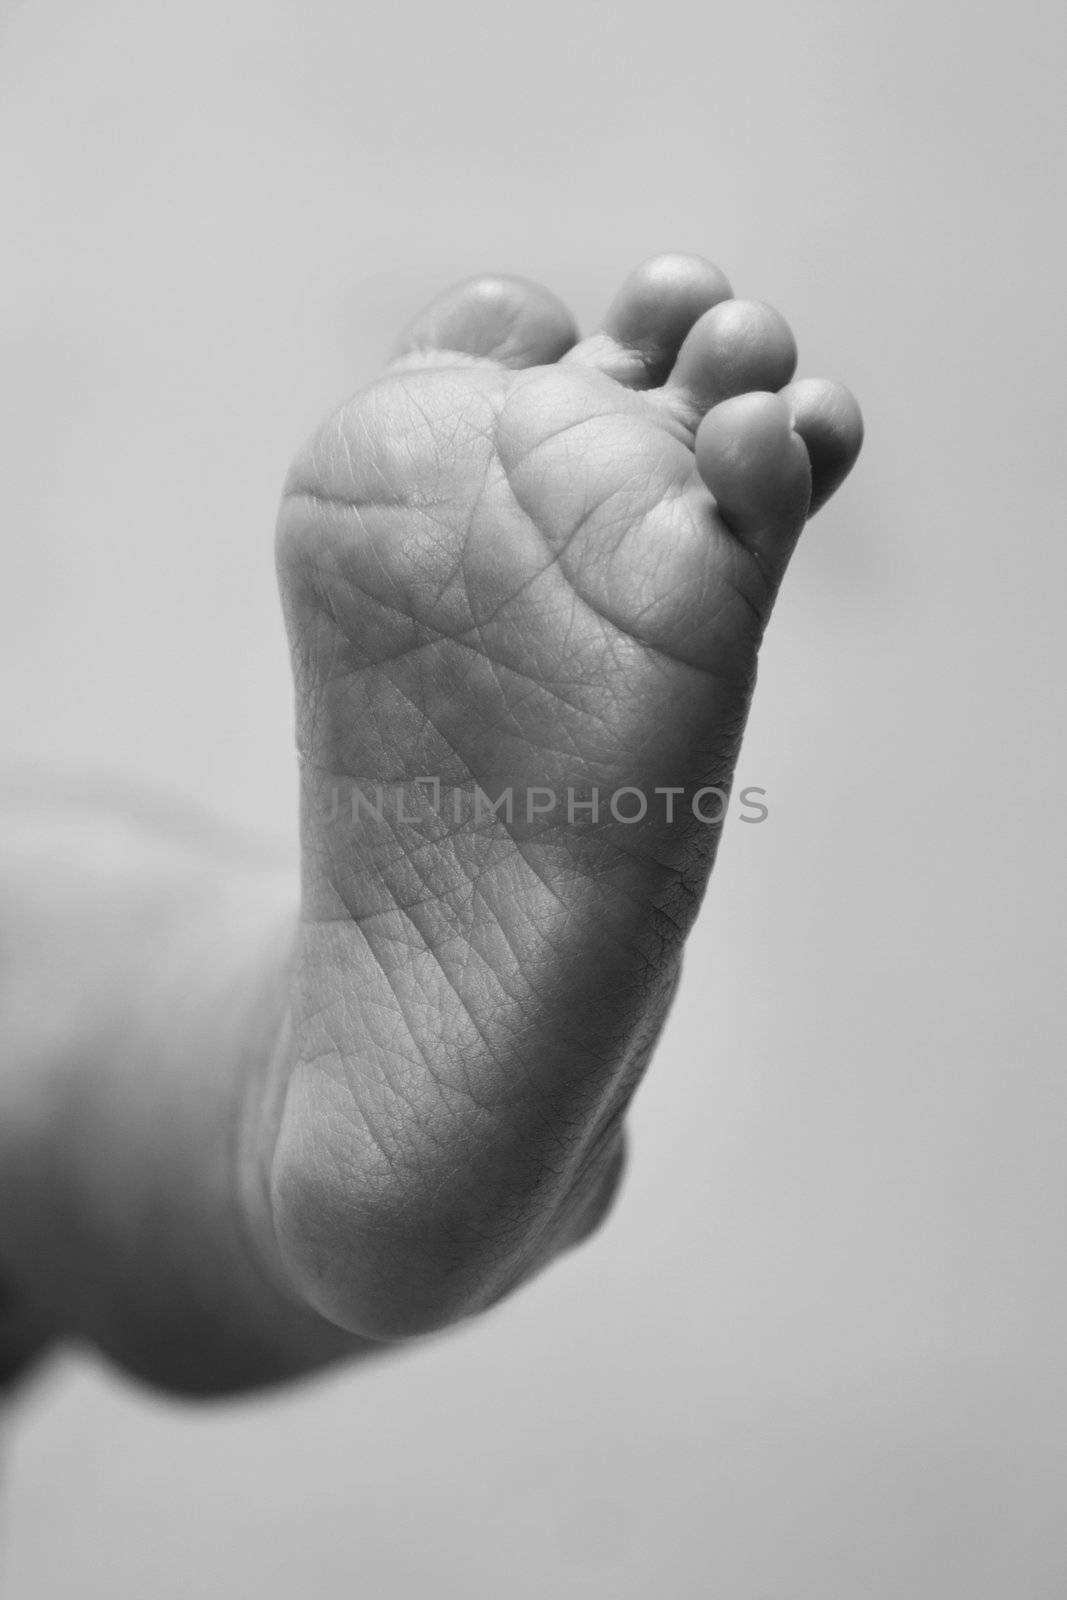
<box><xmin>0</xmin><ymin>257</ymin><xmax>862</xmax><ymax>1393</ymax></box>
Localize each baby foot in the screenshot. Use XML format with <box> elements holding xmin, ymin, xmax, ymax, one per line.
<box><xmin>254</xmin><ymin>256</ymin><xmax>863</xmax><ymax>1339</ymax></box>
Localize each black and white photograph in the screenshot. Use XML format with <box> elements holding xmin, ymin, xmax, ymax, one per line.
<box><xmin>0</xmin><ymin>0</ymin><xmax>1064</xmax><ymax>1593</ymax></box>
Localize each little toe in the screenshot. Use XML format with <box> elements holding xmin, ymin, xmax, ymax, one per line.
<box><xmin>391</xmin><ymin>275</ymin><xmax>578</xmax><ymax>369</ymax></box>
<box><xmin>695</xmin><ymin>391</ymin><xmax>812</xmax><ymax>576</ymax></box>
<box><xmin>779</xmin><ymin>378</ymin><xmax>864</xmax><ymax>515</ymax></box>
<box><xmin>562</xmin><ymin>254</ymin><xmax>733</xmax><ymax>387</ymax></box>
<box><xmin>664</xmin><ymin>300</ymin><xmax>797</xmax><ymax>425</ymax></box>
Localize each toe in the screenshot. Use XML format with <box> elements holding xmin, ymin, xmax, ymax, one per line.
<box><xmin>779</xmin><ymin>378</ymin><xmax>864</xmax><ymax>515</ymax></box>
<box><xmin>391</xmin><ymin>275</ymin><xmax>578</xmax><ymax>369</ymax></box>
<box><xmin>562</xmin><ymin>254</ymin><xmax>733</xmax><ymax>387</ymax></box>
<box><xmin>664</xmin><ymin>300</ymin><xmax>797</xmax><ymax>423</ymax></box>
<box><xmin>695</xmin><ymin>391</ymin><xmax>812</xmax><ymax>575</ymax></box>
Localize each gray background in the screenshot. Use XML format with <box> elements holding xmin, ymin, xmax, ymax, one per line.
<box><xmin>1</xmin><ymin>0</ymin><xmax>1065</xmax><ymax>1593</ymax></box>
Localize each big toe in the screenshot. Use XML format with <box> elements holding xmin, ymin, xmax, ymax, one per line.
<box><xmin>563</xmin><ymin>253</ymin><xmax>733</xmax><ymax>387</ymax></box>
<box><xmin>391</xmin><ymin>275</ymin><xmax>578</xmax><ymax>369</ymax></box>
